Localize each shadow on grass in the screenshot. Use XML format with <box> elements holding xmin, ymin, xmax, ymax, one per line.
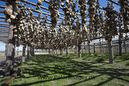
<box><xmin>11</xmin><ymin>54</ymin><xmax>129</xmax><ymax>86</ymax></box>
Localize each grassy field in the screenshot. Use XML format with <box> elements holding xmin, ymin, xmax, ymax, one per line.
<box><xmin>0</xmin><ymin>53</ymin><xmax>129</xmax><ymax>86</ymax></box>
<box><xmin>0</xmin><ymin>51</ymin><xmax>5</xmax><ymax>58</ymax></box>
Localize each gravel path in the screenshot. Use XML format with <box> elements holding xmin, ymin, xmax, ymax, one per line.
<box><xmin>0</xmin><ymin>55</ymin><xmax>25</xmax><ymax>78</ymax></box>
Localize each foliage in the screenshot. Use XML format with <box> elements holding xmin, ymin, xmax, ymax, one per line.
<box><xmin>95</xmin><ymin>58</ymin><xmax>104</xmax><ymax>63</ymax></box>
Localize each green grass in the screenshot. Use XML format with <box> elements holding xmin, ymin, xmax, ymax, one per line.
<box><xmin>0</xmin><ymin>53</ymin><xmax>129</xmax><ymax>86</ymax></box>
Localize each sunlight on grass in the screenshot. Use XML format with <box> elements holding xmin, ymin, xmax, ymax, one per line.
<box><xmin>0</xmin><ymin>53</ymin><xmax>129</xmax><ymax>86</ymax></box>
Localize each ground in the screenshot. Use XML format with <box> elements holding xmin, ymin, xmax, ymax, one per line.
<box><xmin>0</xmin><ymin>53</ymin><xmax>129</xmax><ymax>86</ymax></box>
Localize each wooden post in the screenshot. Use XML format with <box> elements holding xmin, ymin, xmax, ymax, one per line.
<box><xmin>103</xmin><ymin>45</ymin><xmax>105</xmax><ymax>53</ymax></box>
<box><xmin>66</xmin><ymin>47</ymin><xmax>68</xmax><ymax>57</ymax></box>
<box><xmin>27</xmin><ymin>46</ymin><xmax>30</xmax><ymax>59</ymax></box>
<box><xmin>48</xmin><ymin>49</ymin><xmax>51</xmax><ymax>54</ymax></box>
<box><xmin>82</xmin><ymin>47</ymin><xmax>83</xmax><ymax>53</ymax></box>
<box><xmin>88</xmin><ymin>42</ymin><xmax>91</xmax><ymax>55</ymax></box>
<box><xmin>94</xmin><ymin>43</ymin><xmax>95</xmax><ymax>53</ymax></box>
<box><xmin>106</xmin><ymin>45</ymin><xmax>108</xmax><ymax>53</ymax></box>
<box><xmin>78</xmin><ymin>44</ymin><xmax>81</xmax><ymax>59</ymax></box>
<box><xmin>118</xmin><ymin>14</ymin><xmax>122</xmax><ymax>56</ymax></box>
<box><xmin>74</xmin><ymin>46</ymin><xmax>77</xmax><ymax>54</ymax></box>
<box><xmin>30</xmin><ymin>47</ymin><xmax>34</xmax><ymax>56</ymax></box>
<box><xmin>119</xmin><ymin>36</ymin><xmax>122</xmax><ymax>56</ymax></box>
<box><xmin>60</xmin><ymin>48</ymin><xmax>62</xmax><ymax>55</ymax></box>
<box><xmin>85</xmin><ymin>45</ymin><xmax>87</xmax><ymax>53</ymax></box>
<box><xmin>56</xmin><ymin>49</ymin><xmax>58</xmax><ymax>56</ymax></box>
<box><xmin>124</xmin><ymin>41</ymin><xmax>127</xmax><ymax>54</ymax></box>
<box><xmin>100</xmin><ymin>42</ymin><xmax>101</xmax><ymax>53</ymax></box>
<box><xmin>17</xmin><ymin>47</ymin><xmax>19</xmax><ymax>56</ymax></box>
<box><xmin>22</xmin><ymin>45</ymin><xmax>26</xmax><ymax>62</ymax></box>
<box><xmin>108</xmin><ymin>40</ymin><xmax>114</xmax><ymax>64</ymax></box>
<box><xmin>5</xmin><ymin>23</ymin><xmax>15</xmax><ymax>76</ymax></box>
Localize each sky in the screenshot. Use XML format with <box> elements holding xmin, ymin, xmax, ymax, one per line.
<box><xmin>0</xmin><ymin>0</ymin><xmax>120</xmax><ymax>51</ymax></box>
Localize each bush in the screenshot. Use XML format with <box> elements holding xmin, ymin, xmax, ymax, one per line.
<box><xmin>121</xmin><ymin>55</ymin><xmax>129</xmax><ymax>60</ymax></box>
<box><xmin>95</xmin><ymin>58</ymin><xmax>104</xmax><ymax>63</ymax></box>
<box><xmin>93</xmin><ymin>53</ymin><xmax>98</xmax><ymax>57</ymax></box>
<box><xmin>126</xmin><ymin>62</ymin><xmax>129</xmax><ymax>66</ymax></box>
<box><xmin>81</xmin><ymin>53</ymin><xmax>89</xmax><ymax>58</ymax></box>
<box><xmin>68</xmin><ymin>53</ymin><xmax>78</xmax><ymax>59</ymax></box>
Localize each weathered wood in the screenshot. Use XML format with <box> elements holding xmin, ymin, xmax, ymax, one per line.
<box><xmin>88</xmin><ymin>42</ymin><xmax>91</xmax><ymax>55</ymax></box>
<box><xmin>85</xmin><ymin>45</ymin><xmax>87</xmax><ymax>53</ymax></box>
<box><xmin>27</xmin><ymin>46</ymin><xmax>30</xmax><ymax>59</ymax></box>
<box><xmin>48</xmin><ymin>49</ymin><xmax>51</xmax><ymax>54</ymax></box>
<box><xmin>106</xmin><ymin>45</ymin><xmax>108</xmax><ymax>53</ymax></box>
<box><xmin>30</xmin><ymin>47</ymin><xmax>34</xmax><ymax>56</ymax></box>
<box><xmin>108</xmin><ymin>40</ymin><xmax>114</xmax><ymax>64</ymax></box>
<box><xmin>119</xmin><ymin>23</ymin><xmax>122</xmax><ymax>56</ymax></box>
<box><xmin>66</xmin><ymin>47</ymin><xmax>68</xmax><ymax>57</ymax></box>
<box><xmin>78</xmin><ymin>44</ymin><xmax>81</xmax><ymax>59</ymax></box>
<box><xmin>56</xmin><ymin>49</ymin><xmax>58</xmax><ymax>56</ymax></box>
<box><xmin>22</xmin><ymin>46</ymin><xmax>26</xmax><ymax>62</ymax></box>
<box><xmin>60</xmin><ymin>48</ymin><xmax>62</xmax><ymax>55</ymax></box>
<box><xmin>5</xmin><ymin>23</ymin><xmax>15</xmax><ymax>76</ymax></box>
<box><xmin>94</xmin><ymin>43</ymin><xmax>95</xmax><ymax>53</ymax></box>
<box><xmin>17</xmin><ymin>47</ymin><xmax>19</xmax><ymax>55</ymax></box>
<box><xmin>99</xmin><ymin>42</ymin><xmax>101</xmax><ymax>53</ymax></box>
<box><xmin>1</xmin><ymin>68</ymin><xmax>22</xmax><ymax>86</ymax></box>
<box><xmin>74</xmin><ymin>46</ymin><xmax>77</xmax><ymax>54</ymax></box>
<box><xmin>124</xmin><ymin>41</ymin><xmax>127</xmax><ymax>54</ymax></box>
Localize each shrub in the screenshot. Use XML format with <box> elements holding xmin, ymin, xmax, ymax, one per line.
<box><xmin>121</xmin><ymin>56</ymin><xmax>129</xmax><ymax>60</ymax></box>
<box><xmin>126</xmin><ymin>62</ymin><xmax>129</xmax><ymax>66</ymax></box>
<box><xmin>95</xmin><ymin>58</ymin><xmax>104</xmax><ymax>63</ymax></box>
<box><xmin>93</xmin><ymin>53</ymin><xmax>98</xmax><ymax>57</ymax></box>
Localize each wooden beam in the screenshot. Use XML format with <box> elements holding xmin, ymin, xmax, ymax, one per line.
<box><xmin>0</xmin><ymin>0</ymin><xmax>7</xmax><ymax>2</ymax></box>
<box><xmin>21</xmin><ymin>0</ymin><xmax>64</xmax><ymax>15</ymax></box>
<box><xmin>1</xmin><ymin>68</ymin><xmax>22</xmax><ymax>86</ymax></box>
<box><xmin>0</xmin><ymin>20</ymin><xmax>6</xmax><ymax>22</ymax></box>
<box><xmin>0</xmin><ymin>32</ymin><xmax>8</xmax><ymax>34</ymax></box>
<box><xmin>5</xmin><ymin>23</ymin><xmax>15</xmax><ymax>76</ymax></box>
<box><xmin>0</xmin><ymin>5</ymin><xmax>6</xmax><ymax>8</ymax></box>
<box><xmin>0</xmin><ymin>16</ymin><xmax>6</xmax><ymax>19</ymax></box>
<box><xmin>108</xmin><ymin>0</ymin><xmax>119</xmax><ymax>5</ymax></box>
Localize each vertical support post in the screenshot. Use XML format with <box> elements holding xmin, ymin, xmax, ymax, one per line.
<box><xmin>94</xmin><ymin>43</ymin><xmax>95</xmax><ymax>53</ymax></box>
<box><xmin>124</xmin><ymin>41</ymin><xmax>127</xmax><ymax>54</ymax></box>
<box><xmin>108</xmin><ymin>40</ymin><xmax>114</xmax><ymax>64</ymax></box>
<box><xmin>82</xmin><ymin>47</ymin><xmax>83</xmax><ymax>53</ymax></box>
<box><xmin>119</xmin><ymin>36</ymin><xmax>122</xmax><ymax>56</ymax></box>
<box><xmin>72</xmin><ymin>47</ymin><xmax>74</xmax><ymax>53</ymax></box>
<box><xmin>5</xmin><ymin>44</ymin><xmax>7</xmax><ymax>56</ymax></box>
<box><xmin>88</xmin><ymin>42</ymin><xmax>91</xmax><ymax>55</ymax></box>
<box><xmin>74</xmin><ymin>46</ymin><xmax>77</xmax><ymax>53</ymax></box>
<box><xmin>17</xmin><ymin>47</ymin><xmax>19</xmax><ymax>56</ymax></box>
<box><xmin>106</xmin><ymin>45</ymin><xmax>108</xmax><ymax>53</ymax></box>
<box><xmin>60</xmin><ymin>48</ymin><xmax>62</xmax><ymax>55</ymax></box>
<box><xmin>78</xmin><ymin>44</ymin><xmax>81</xmax><ymax>59</ymax></box>
<box><xmin>66</xmin><ymin>47</ymin><xmax>68</xmax><ymax>57</ymax></box>
<box><xmin>27</xmin><ymin>46</ymin><xmax>30</xmax><ymax>59</ymax></box>
<box><xmin>56</xmin><ymin>49</ymin><xmax>58</xmax><ymax>56</ymax></box>
<box><xmin>22</xmin><ymin>45</ymin><xmax>26</xmax><ymax>62</ymax></box>
<box><xmin>100</xmin><ymin>42</ymin><xmax>101</xmax><ymax>53</ymax></box>
<box><xmin>5</xmin><ymin>23</ymin><xmax>15</xmax><ymax>76</ymax></box>
<box><xmin>103</xmin><ymin>45</ymin><xmax>105</xmax><ymax>53</ymax></box>
<box><xmin>118</xmin><ymin>14</ymin><xmax>122</xmax><ymax>56</ymax></box>
<box><xmin>30</xmin><ymin>47</ymin><xmax>34</xmax><ymax>56</ymax></box>
<box><xmin>85</xmin><ymin>45</ymin><xmax>87</xmax><ymax>53</ymax></box>
<box><xmin>48</xmin><ymin>49</ymin><xmax>50</xmax><ymax>54</ymax></box>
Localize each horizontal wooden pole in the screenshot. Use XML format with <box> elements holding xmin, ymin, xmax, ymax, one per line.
<box><xmin>1</xmin><ymin>68</ymin><xmax>22</xmax><ymax>86</ymax></box>
<box><xmin>0</xmin><ymin>5</ymin><xmax>6</xmax><ymax>8</ymax></box>
<box><xmin>21</xmin><ymin>0</ymin><xmax>64</xmax><ymax>15</ymax></box>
